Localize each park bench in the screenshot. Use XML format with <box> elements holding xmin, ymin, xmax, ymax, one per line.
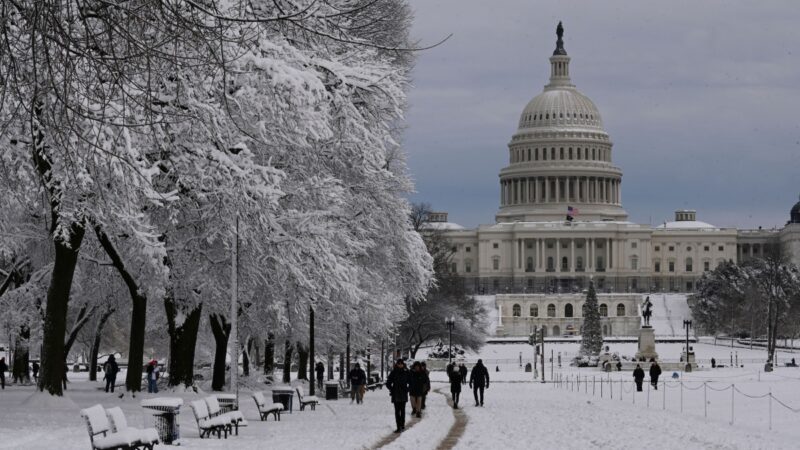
<box><xmin>296</xmin><ymin>386</ymin><xmax>320</xmax><ymax>411</ymax></box>
<box><xmin>81</xmin><ymin>404</ymin><xmax>158</xmax><ymax>450</ymax></box>
<box><xmin>338</xmin><ymin>379</ymin><xmax>351</xmax><ymax>398</ymax></box>
<box><xmin>106</xmin><ymin>407</ymin><xmax>159</xmax><ymax>450</ymax></box>
<box><xmin>205</xmin><ymin>396</ymin><xmax>247</xmax><ymax>435</ymax></box>
<box><xmin>189</xmin><ymin>400</ymin><xmax>231</xmax><ymax>439</ymax></box>
<box><xmin>251</xmin><ymin>392</ymin><xmax>283</xmax><ymax>421</ymax></box>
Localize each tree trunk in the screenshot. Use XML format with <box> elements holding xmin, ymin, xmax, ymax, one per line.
<box><xmin>242</xmin><ymin>338</ymin><xmax>253</xmax><ymax>377</ymax></box>
<box><xmin>209</xmin><ymin>313</ymin><xmax>231</xmax><ymax>391</ymax></box>
<box><xmin>39</xmin><ymin>223</ymin><xmax>85</xmax><ymax>395</ymax></box>
<box><xmin>165</xmin><ymin>298</ymin><xmax>202</xmax><ymax>388</ymax></box>
<box><xmin>264</xmin><ymin>333</ymin><xmax>275</xmax><ymax>376</ymax></box>
<box><xmin>12</xmin><ymin>325</ymin><xmax>31</xmax><ymax>383</ymax></box>
<box><xmin>327</xmin><ymin>348</ymin><xmax>334</xmax><ymax>381</ymax></box>
<box><xmin>93</xmin><ymin>225</ymin><xmax>149</xmax><ymax>392</ymax></box>
<box><xmin>339</xmin><ymin>353</ymin><xmax>344</xmax><ymax>380</ymax></box>
<box><xmin>64</xmin><ymin>303</ymin><xmax>95</xmax><ymax>361</ymax></box>
<box><xmin>282</xmin><ymin>340</ymin><xmax>293</xmax><ymax>384</ymax></box>
<box><xmin>297</xmin><ymin>342</ymin><xmax>308</xmax><ymax>381</ymax></box>
<box><xmin>89</xmin><ymin>308</ymin><xmax>116</xmax><ymax>382</ymax></box>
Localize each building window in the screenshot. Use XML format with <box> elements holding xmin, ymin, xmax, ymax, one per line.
<box><xmin>718</xmin><ymin>245</ymin><xmax>724</xmax><ymax>251</ymax></box>
<box><xmin>547</xmin><ymin>304</ymin><xmax>556</xmax><ymax>317</ymax></box>
<box><xmin>668</xmin><ymin>246</ymin><xmax>674</xmax><ymax>251</ymax></box>
<box><xmin>599</xmin><ymin>304</ymin><xmax>608</xmax><ymax>317</ymax></box>
<box><xmin>547</xmin><ymin>257</ymin><xmax>554</xmax><ymax>271</ymax></box>
<box><xmin>512</xmin><ymin>304</ymin><xmax>521</xmax><ymax>317</ymax></box>
<box><xmin>669</xmin><ymin>261</ymin><xmax>675</xmax><ymax>272</ymax></box>
<box><xmin>465</xmin><ymin>261</ymin><xmax>472</xmax><ymax>273</ymax></box>
<box><xmin>451</xmin><ymin>262</ymin><xmax>457</xmax><ymax>273</ymax></box>
<box><xmin>451</xmin><ymin>246</ymin><xmax>457</xmax><ymax>253</ymax></box>
<box><xmin>493</xmin><ymin>258</ymin><xmax>500</xmax><ymax>270</ymax></box>
<box><xmin>493</xmin><ymin>242</ymin><xmax>499</xmax><ymax>249</ymax></box>
<box><xmin>547</xmin><ymin>242</ymin><xmax>554</xmax><ymax>249</ymax></box>
<box><xmin>565</xmin><ymin>304</ymin><xmax>574</xmax><ymax>318</ymax></box>
<box><xmin>687</xmin><ymin>246</ymin><xmax>692</xmax><ymax>252</ymax></box>
<box><xmin>704</xmin><ymin>261</ymin><xmax>710</xmax><ymax>272</ymax></box>
<box><xmin>527</xmin><ymin>242</ymin><xmax>533</xmax><ymax>249</ymax></box>
<box><xmin>686</xmin><ymin>281</ymin><xmax>693</xmax><ymax>291</ymax></box>
<box><xmin>655</xmin><ymin>245</ymin><xmax>660</xmax><ymax>252</ymax></box>
<box><xmin>576</xmin><ymin>257</ymin><xmax>584</xmax><ymax>271</ymax></box>
<box><xmin>553</xmin><ymin>325</ymin><xmax>561</xmax><ymax>336</ymax></box>
<box><xmin>685</xmin><ymin>257</ymin><xmax>693</xmax><ymax>272</ymax></box>
<box><xmin>704</xmin><ymin>246</ymin><xmax>710</xmax><ymax>252</ymax></box>
<box><xmin>466</xmin><ymin>246</ymin><xmax>471</xmax><ymax>252</ymax></box>
<box><xmin>493</xmin><ymin>279</ymin><xmax>499</xmax><ymax>290</ymax></box>
<box><xmin>530</xmin><ymin>304</ymin><xmax>538</xmax><ymax>317</ymax></box>
<box><xmin>630</xmin><ymin>256</ymin><xmax>638</xmax><ymax>270</ymax></box>
<box><xmin>654</xmin><ymin>261</ymin><xmax>661</xmax><ymax>272</ymax></box>
<box><xmin>616</xmin><ymin>304</ymin><xmax>626</xmax><ymax>316</ymax></box>
<box><xmin>526</xmin><ymin>257</ymin><xmax>534</xmax><ymax>272</ymax></box>
<box><xmin>631</xmin><ymin>242</ymin><xmax>638</xmax><ymax>249</ymax></box>
<box><xmin>561</xmin><ymin>257</ymin><xmax>569</xmax><ymax>271</ymax></box>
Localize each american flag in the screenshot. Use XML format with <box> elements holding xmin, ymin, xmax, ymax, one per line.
<box><xmin>567</xmin><ymin>206</ymin><xmax>579</xmax><ymax>216</ymax></box>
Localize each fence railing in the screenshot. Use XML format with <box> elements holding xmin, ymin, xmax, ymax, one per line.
<box><xmin>553</xmin><ymin>373</ymin><xmax>800</xmax><ymax>432</ymax></box>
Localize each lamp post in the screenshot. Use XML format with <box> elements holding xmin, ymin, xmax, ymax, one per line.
<box><xmin>683</xmin><ymin>320</ymin><xmax>692</xmax><ymax>372</ymax></box>
<box><xmin>445</xmin><ymin>316</ymin><xmax>456</xmax><ymax>364</ymax></box>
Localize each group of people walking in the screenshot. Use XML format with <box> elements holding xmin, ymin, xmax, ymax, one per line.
<box><xmin>445</xmin><ymin>359</ymin><xmax>490</xmax><ymax>409</ymax></box>
<box><xmin>385</xmin><ymin>359</ymin><xmax>431</xmax><ymax>433</ymax></box>
<box><xmin>632</xmin><ymin>360</ymin><xmax>662</xmax><ymax>391</ymax></box>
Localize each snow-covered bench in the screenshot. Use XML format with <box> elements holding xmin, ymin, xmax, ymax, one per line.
<box><xmin>295</xmin><ymin>387</ymin><xmax>320</xmax><ymax>411</ymax></box>
<box><xmin>205</xmin><ymin>396</ymin><xmax>247</xmax><ymax>435</ymax></box>
<box><xmin>189</xmin><ymin>400</ymin><xmax>231</xmax><ymax>439</ymax></box>
<box><xmin>81</xmin><ymin>404</ymin><xmax>158</xmax><ymax>450</ymax></box>
<box><xmin>251</xmin><ymin>392</ymin><xmax>282</xmax><ymax>421</ymax></box>
<box><xmin>106</xmin><ymin>407</ymin><xmax>159</xmax><ymax>450</ymax></box>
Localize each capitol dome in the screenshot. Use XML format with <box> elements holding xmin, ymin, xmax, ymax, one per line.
<box><xmin>790</xmin><ymin>194</ymin><xmax>800</xmax><ymax>224</ymax></box>
<box><xmin>496</xmin><ymin>22</ymin><xmax>627</xmax><ymax>223</ymax></box>
<box><xmin>518</xmin><ymin>87</ymin><xmax>605</xmax><ymax>131</ymax></box>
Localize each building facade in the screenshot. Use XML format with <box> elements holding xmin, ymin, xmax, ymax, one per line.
<box><xmin>425</xmin><ymin>25</ymin><xmax>800</xmax><ymax>335</ymax></box>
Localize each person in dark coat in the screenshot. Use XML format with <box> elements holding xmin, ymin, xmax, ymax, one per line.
<box><xmin>0</xmin><ymin>357</ymin><xmax>7</xmax><ymax>389</ymax></box>
<box><xmin>63</xmin><ymin>364</ymin><xmax>69</xmax><ymax>390</ymax></box>
<box><xmin>420</xmin><ymin>361</ymin><xmax>430</xmax><ymax>411</ymax></box>
<box><xmin>633</xmin><ymin>364</ymin><xmax>645</xmax><ymax>392</ymax></box>
<box><xmin>386</xmin><ymin>359</ymin><xmax>411</xmax><ymax>433</ymax></box>
<box><xmin>103</xmin><ymin>355</ymin><xmax>120</xmax><ymax>393</ymax></box>
<box><xmin>32</xmin><ymin>361</ymin><xmax>40</xmax><ymax>383</ymax></box>
<box><xmin>459</xmin><ymin>364</ymin><xmax>467</xmax><ymax>385</ymax></box>
<box><xmin>469</xmin><ymin>359</ymin><xmax>490</xmax><ymax>406</ymax></box>
<box><xmin>649</xmin><ymin>360</ymin><xmax>662</xmax><ymax>390</ymax></box>
<box><xmin>408</xmin><ymin>362</ymin><xmax>429</xmax><ymax>417</ymax></box>
<box><xmin>349</xmin><ymin>363</ymin><xmax>367</xmax><ymax>404</ymax></box>
<box><xmin>447</xmin><ymin>363</ymin><xmax>462</xmax><ymax>408</ymax></box>
<box><xmin>315</xmin><ymin>362</ymin><xmax>325</xmax><ymax>391</ymax></box>
<box><xmin>711</xmin><ymin>357</ymin><xmax>716</xmax><ymax>368</ymax></box>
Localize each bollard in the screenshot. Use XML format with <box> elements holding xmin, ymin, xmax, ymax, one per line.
<box><xmin>731</xmin><ymin>384</ymin><xmax>735</xmax><ymax>425</ymax></box>
<box><xmin>768</xmin><ymin>387</ymin><xmax>772</xmax><ymax>430</ymax></box>
<box><xmin>703</xmin><ymin>382</ymin><xmax>707</xmax><ymax>419</ymax></box>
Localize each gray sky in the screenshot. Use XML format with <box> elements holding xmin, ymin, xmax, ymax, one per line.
<box><xmin>403</xmin><ymin>0</ymin><xmax>800</xmax><ymax>229</ymax></box>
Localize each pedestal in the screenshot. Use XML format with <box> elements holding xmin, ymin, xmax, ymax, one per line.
<box><xmin>635</xmin><ymin>326</ymin><xmax>658</xmax><ymax>361</ymax></box>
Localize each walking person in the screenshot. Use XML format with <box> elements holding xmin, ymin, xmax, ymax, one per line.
<box><xmin>103</xmin><ymin>355</ymin><xmax>119</xmax><ymax>393</ymax></box>
<box><xmin>649</xmin><ymin>360</ymin><xmax>661</xmax><ymax>390</ymax></box>
<box><xmin>408</xmin><ymin>362</ymin><xmax>428</xmax><ymax>418</ymax></box>
<box><xmin>349</xmin><ymin>362</ymin><xmax>367</xmax><ymax>404</ymax></box>
<box><xmin>386</xmin><ymin>359</ymin><xmax>411</xmax><ymax>433</ymax></box>
<box><xmin>469</xmin><ymin>359</ymin><xmax>490</xmax><ymax>407</ymax></box>
<box><xmin>146</xmin><ymin>360</ymin><xmax>160</xmax><ymax>393</ymax></box>
<box><xmin>633</xmin><ymin>364</ymin><xmax>645</xmax><ymax>392</ymax></box>
<box><xmin>32</xmin><ymin>361</ymin><xmax>39</xmax><ymax>383</ymax></box>
<box><xmin>447</xmin><ymin>363</ymin><xmax>462</xmax><ymax>409</ymax></box>
<box><xmin>63</xmin><ymin>364</ymin><xmax>69</xmax><ymax>390</ymax></box>
<box><xmin>0</xmin><ymin>357</ymin><xmax>7</xmax><ymax>389</ymax></box>
<box><xmin>315</xmin><ymin>362</ymin><xmax>325</xmax><ymax>391</ymax></box>
<box><xmin>459</xmin><ymin>363</ymin><xmax>467</xmax><ymax>385</ymax></box>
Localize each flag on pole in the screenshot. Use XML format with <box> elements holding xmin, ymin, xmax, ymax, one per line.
<box><xmin>566</xmin><ymin>206</ymin><xmax>579</xmax><ymax>222</ymax></box>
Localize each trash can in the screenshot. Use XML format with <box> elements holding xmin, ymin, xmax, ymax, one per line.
<box><xmin>271</xmin><ymin>387</ymin><xmax>295</xmax><ymax>413</ymax></box>
<box><xmin>141</xmin><ymin>398</ymin><xmax>184</xmax><ymax>445</ymax></box>
<box><xmin>325</xmin><ymin>381</ymin><xmax>339</xmax><ymax>400</ymax></box>
<box><xmin>524</xmin><ymin>363</ymin><xmax>532</xmax><ymax>373</ymax></box>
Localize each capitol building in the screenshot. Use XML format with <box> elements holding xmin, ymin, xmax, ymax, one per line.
<box><xmin>425</xmin><ymin>25</ymin><xmax>800</xmax><ymax>337</ymax></box>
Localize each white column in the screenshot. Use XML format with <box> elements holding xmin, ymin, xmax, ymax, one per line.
<box><xmin>570</xmin><ymin>239</ymin><xmax>575</xmax><ymax>272</ymax></box>
<box><xmin>605</xmin><ymin>238</ymin><xmax>610</xmax><ymax>270</ymax></box>
<box><xmin>588</xmin><ymin>238</ymin><xmax>593</xmax><ymax>269</ymax></box>
<box><xmin>544</xmin><ymin>177</ymin><xmax>549</xmax><ymax>203</ymax></box>
<box><xmin>555</xmin><ymin>177</ymin><xmax>560</xmax><ymax>202</ymax></box>
<box><xmin>535</xmin><ymin>238</ymin><xmax>540</xmax><ymax>270</ymax></box>
<box><xmin>556</xmin><ymin>239</ymin><xmax>561</xmax><ymax>273</ymax></box>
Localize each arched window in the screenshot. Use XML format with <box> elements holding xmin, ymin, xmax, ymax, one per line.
<box><xmin>616</xmin><ymin>304</ymin><xmax>626</xmax><ymax>316</ymax></box>
<box><xmin>602</xmin><ymin>325</ymin><xmax>608</xmax><ymax>335</ymax></box>
<box><xmin>512</xmin><ymin>304</ymin><xmax>521</xmax><ymax>317</ymax></box>
<box><xmin>561</xmin><ymin>257</ymin><xmax>569</xmax><ymax>271</ymax></box>
<box><xmin>553</xmin><ymin>325</ymin><xmax>561</xmax><ymax>336</ymax></box>
<box><xmin>685</xmin><ymin>257</ymin><xmax>693</xmax><ymax>272</ymax></box>
<box><xmin>599</xmin><ymin>304</ymin><xmax>608</xmax><ymax>317</ymax></box>
<box><xmin>547</xmin><ymin>304</ymin><xmax>556</xmax><ymax>317</ymax></box>
<box><xmin>526</xmin><ymin>257</ymin><xmax>534</xmax><ymax>272</ymax></box>
<box><xmin>576</xmin><ymin>256</ymin><xmax>584</xmax><ymax>271</ymax></box>
<box><xmin>541</xmin><ymin>326</ymin><xmax>548</xmax><ymax>337</ymax></box>
<box><xmin>564</xmin><ymin>303</ymin><xmax>574</xmax><ymax>318</ymax></box>
<box><xmin>530</xmin><ymin>304</ymin><xmax>538</xmax><ymax>317</ymax></box>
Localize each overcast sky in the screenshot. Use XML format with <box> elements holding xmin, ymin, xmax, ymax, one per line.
<box><xmin>403</xmin><ymin>0</ymin><xmax>800</xmax><ymax>230</ymax></box>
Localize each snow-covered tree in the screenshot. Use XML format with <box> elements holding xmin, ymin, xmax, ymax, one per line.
<box><xmin>580</xmin><ymin>281</ymin><xmax>603</xmax><ymax>356</ymax></box>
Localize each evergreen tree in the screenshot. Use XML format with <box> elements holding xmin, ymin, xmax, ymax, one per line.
<box><xmin>580</xmin><ymin>281</ymin><xmax>603</xmax><ymax>356</ymax></box>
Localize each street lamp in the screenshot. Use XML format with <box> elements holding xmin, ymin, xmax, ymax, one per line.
<box><xmin>683</xmin><ymin>320</ymin><xmax>692</xmax><ymax>372</ymax></box>
<box><xmin>445</xmin><ymin>316</ymin><xmax>456</xmax><ymax>364</ymax></box>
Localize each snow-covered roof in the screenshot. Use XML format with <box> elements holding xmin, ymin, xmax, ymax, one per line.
<box><xmin>420</xmin><ymin>222</ymin><xmax>465</xmax><ymax>231</ymax></box>
<box><xmin>655</xmin><ymin>220</ymin><xmax>717</xmax><ymax>230</ymax></box>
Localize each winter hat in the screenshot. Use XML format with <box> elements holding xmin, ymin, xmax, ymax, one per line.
<box><xmin>396</xmin><ymin>358</ymin><xmax>405</xmax><ymax>365</ymax></box>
